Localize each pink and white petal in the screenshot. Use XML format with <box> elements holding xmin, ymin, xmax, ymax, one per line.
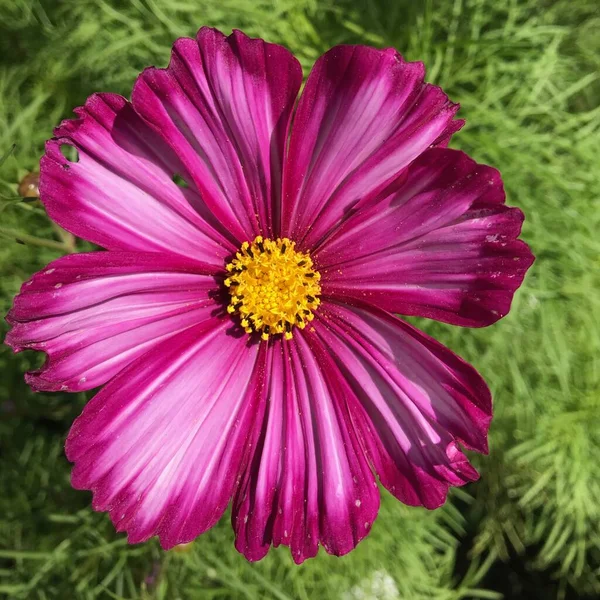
<box><xmin>318</xmin><ymin>148</ymin><xmax>534</xmax><ymax>327</ymax></box>
<box><xmin>66</xmin><ymin>320</ymin><xmax>266</xmax><ymax>548</ymax></box>
<box><xmin>41</xmin><ymin>93</ymin><xmax>234</xmax><ymax>264</ymax></box>
<box><xmin>132</xmin><ymin>27</ymin><xmax>302</xmax><ymax>241</ymax></box>
<box><xmin>233</xmin><ymin>335</ymin><xmax>379</xmax><ymax>563</ymax></box>
<box><xmin>281</xmin><ymin>45</ymin><xmax>460</xmax><ymax>248</ymax></box>
<box><xmin>5</xmin><ymin>252</ymin><xmax>221</xmax><ymax>392</ymax></box>
<box><xmin>312</xmin><ymin>302</ymin><xmax>491</xmax><ymax>509</ymax></box>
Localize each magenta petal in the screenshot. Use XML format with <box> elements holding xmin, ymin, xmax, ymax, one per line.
<box><xmin>281</xmin><ymin>45</ymin><xmax>460</xmax><ymax>248</ymax></box>
<box><xmin>5</xmin><ymin>252</ymin><xmax>221</xmax><ymax>391</ymax></box>
<box><xmin>66</xmin><ymin>321</ymin><xmax>265</xmax><ymax>549</ymax></box>
<box><xmin>233</xmin><ymin>335</ymin><xmax>379</xmax><ymax>563</ymax></box>
<box><xmin>132</xmin><ymin>27</ymin><xmax>302</xmax><ymax>241</ymax></box>
<box><xmin>41</xmin><ymin>93</ymin><xmax>235</xmax><ymax>264</ymax></box>
<box><xmin>312</xmin><ymin>302</ymin><xmax>491</xmax><ymax>509</ymax></box>
<box><xmin>318</xmin><ymin>148</ymin><xmax>535</xmax><ymax>327</ymax></box>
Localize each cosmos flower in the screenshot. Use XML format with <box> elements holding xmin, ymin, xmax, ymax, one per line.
<box><xmin>5</xmin><ymin>27</ymin><xmax>534</xmax><ymax>563</ymax></box>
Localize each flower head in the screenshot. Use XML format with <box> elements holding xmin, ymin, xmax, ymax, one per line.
<box><xmin>224</xmin><ymin>236</ymin><xmax>321</xmax><ymax>339</ymax></box>
<box><xmin>5</xmin><ymin>27</ymin><xmax>534</xmax><ymax>563</ymax></box>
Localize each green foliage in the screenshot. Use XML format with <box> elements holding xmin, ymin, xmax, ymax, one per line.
<box><xmin>1</xmin><ymin>0</ymin><xmax>598</xmax><ymax>598</ymax></box>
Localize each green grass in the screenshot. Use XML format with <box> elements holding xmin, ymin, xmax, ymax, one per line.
<box><xmin>1</xmin><ymin>0</ymin><xmax>599</xmax><ymax>598</ymax></box>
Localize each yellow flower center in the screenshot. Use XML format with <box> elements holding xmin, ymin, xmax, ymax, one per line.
<box><xmin>224</xmin><ymin>236</ymin><xmax>321</xmax><ymax>341</ymax></box>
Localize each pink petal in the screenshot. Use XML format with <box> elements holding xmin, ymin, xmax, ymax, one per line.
<box><xmin>318</xmin><ymin>148</ymin><xmax>534</xmax><ymax>327</ymax></box>
<box><xmin>281</xmin><ymin>45</ymin><xmax>460</xmax><ymax>248</ymax></box>
<box><xmin>5</xmin><ymin>252</ymin><xmax>221</xmax><ymax>392</ymax></box>
<box><xmin>132</xmin><ymin>27</ymin><xmax>302</xmax><ymax>241</ymax></box>
<box><xmin>41</xmin><ymin>93</ymin><xmax>234</xmax><ymax>265</ymax></box>
<box><xmin>66</xmin><ymin>320</ymin><xmax>266</xmax><ymax>549</ymax></box>
<box><xmin>313</xmin><ymin>302</ymin><xmax>490</xmax><ymax>509</ymax></box>
<box><xmin>233</xmin><ymin>334</ymin><xmax>379</xmax><ymax>563</ymax></box>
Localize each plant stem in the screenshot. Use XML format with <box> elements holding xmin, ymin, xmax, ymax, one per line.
<box><xmin>0</xmin><ymin>227</ymin><xmax>69</xmax><ymax>251</ymax></box>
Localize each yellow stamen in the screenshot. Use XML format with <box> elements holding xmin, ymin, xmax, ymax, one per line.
<box><xmin>225</xmin><ymin>236</ymin><xmax>322</xmax><ymax>340</ymax></box>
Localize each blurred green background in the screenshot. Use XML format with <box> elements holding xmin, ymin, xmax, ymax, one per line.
<box><xmin>1</xmin><ymin>0</ymin><xmax>599</xmax><ymax>598</ymax></box>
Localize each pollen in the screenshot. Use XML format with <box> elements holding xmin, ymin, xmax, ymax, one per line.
<box><xmin>224</xmin><ymin>236</ymin><xmax>321</xmax><ymax>341</ymax></box>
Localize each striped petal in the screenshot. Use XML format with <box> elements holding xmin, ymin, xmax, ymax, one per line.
<box><xmin>66</xmin><ymin>320</ymin><xmax>265</xmax><ymax>548</ymax></box>
<box><xmin>41</xmin><ymin>93</ymin><xmax>234</xmax><ymax>265</ymax></box>
<box><xmin>312</xmin><ymin>302</ymin><xmax>491</xmax><ymax>509</ymax></box>
<box><xmin>132</xmin><ymin>27</ymin><xmax>302</xmax><ymax>241</ymax></box>
<box><xmin>233</xmin><ymin>334</ymin><xmax>379</xmax><ymax>563</ymax></box>
<box><xmin>5</xmin><ymin>252</ymin><xmax>220</xmax><ymax>391</ymax></box>
<box><xmin>281</xmin><ymin>45</ymin><xmax>460</xmax><ymax>248</ymax></box>
<box><xmin>317</xmin><ymin>148</ymin><xmax>534</xmax><ymax>327</ymax></box>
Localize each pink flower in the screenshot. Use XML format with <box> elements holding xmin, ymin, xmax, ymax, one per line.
<box><xmin>5</xmin><ymin>27</ymin><xmax>534</xmax><ymax>563</ymax></box>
